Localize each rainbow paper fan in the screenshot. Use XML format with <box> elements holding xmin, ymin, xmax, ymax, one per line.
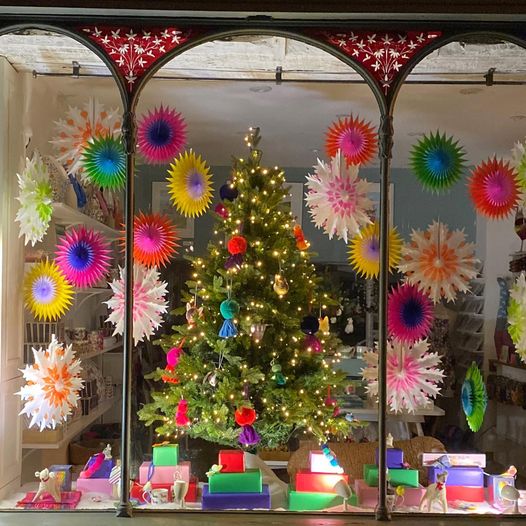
<box><xmin>507</xmin><ymin>272</ymin><xmax>526</xmax><ymax>362</ymax></box>
<box><xmin>409</xmin><ymin>131</ymin><xmax>466</xmax><ymax>193</ymax></box>
<box><xmin>23</xmin><ymin>260</ymin><xmax>74</xmax><ymax>321</ymax></box>
<box><xmin>399</xmin><ymin>221</ymin><xmax>478</xmax><ymax>303</ymax></box>
<box><xmin>511</xmin><ymin>139</ymin><xmax>526</xmax><ymax>209</ymax></box>
<box><xmin>348</xmin><ymin>222</ymin><xmax>402</xmax><ymax>279</ymax></box>
<box><xmin>387</xmin><ymin>283</ymin><xmax>433</xmax><ymax>344</ymax></box>
<box><xmin>469</xmin><ymin>157</ymin><xmax>519</xmax><ymax>219</ymax></box>
<box><xmin>306</xmin><ymin>152</ymin><xmax>374</xmax><ymax>243</ymax></box>
<box><xmin>127</xmin><ymin>212</ymin><xmax>179</xmax><ymax>268</ymax></box>
<box><xmin>461</xmin><ymin>362</ymin><xmax>487</xmax><ymax>432</ymax></box>
<box><xmin>362</xmin><ymin>339</ymin><xmax>444</xmax><ymax>413</ymax></box>
<box><xmin>81</xmin><ymin>135</ymin><xmax>126</xmax><ymax>191</ymax></box>
<box><xmin>56</xmin><ymin>227</ymin><xmax>111</xmax><ymax>288</ymax></box>
<box><xmin>167</xmin><ymin>151</ymin><xmax>213</xmax><ymax>217</ymax></box>
<box><xmin>326</xmin><ymin>115</ymin><xmax>377</xmax><ymax>166</ymax></box>
<box><xmin>138</xmin><ymin>105</ymin><xmax>187</xmax><ymax>165</ymax></box>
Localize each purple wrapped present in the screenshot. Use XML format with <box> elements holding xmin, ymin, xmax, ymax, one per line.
<box><xmin>202</xmin><ymin>484</ymin><xmax>270</xmax><ymax>510</ymax></box>
<box><xmin>81</xmin><ymin>454</ymin><xmax>115</xmax><ymax>479</ymax></box>
<box><xmin>427</xmin><ymin>466</ymin><xmax>484</xmax><ymax>487</ymax></box>
<box><xmin>375</xmin><ymin>448</ymin><xmax>404</xmax><ymax>469</ymax></box>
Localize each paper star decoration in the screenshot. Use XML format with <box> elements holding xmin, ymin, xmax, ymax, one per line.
<box><xmin>105</xmin><ymin>264</ymin><xmax>169</xmax><ymax>344</ymax></box>
<box><xmin>81</xmin><ymin>135</ymin><xmax>126</xmax><ymax>191</ymax></box>
<box><xmin>17</xmin><ymin>335</ymin><xmax>84</xmax><ymax>430</ymax></box>
<box><xmin>348</xmin><ymin>222</ymin><xmax>402</xmax><ymax>279</ymax></box>
<box><xmin>167</xmin><ymin>151</ymin><xmax>214</xmax><ymax>217</ymax></box>
<box><xmin>15</xmin><ymin>152</ymin><xmax>53</xmax><ymax>247</ymax></box>
<box><xmin>326</xmin><ymin>115</ymin><xmax>378</xmax><ymax>166</ymax></box>
<box><xmin>138</xmin><ymin>105</ymin><xmax>187</xmax><ymax>165</ymax></box>
<box><xmin>409</xmin><ymin>131</ymin><xmax>466</xmax><ymax>193</ymax></box>
<box><xmin>508</xmin><ymin>272</ymin><xmax>526</xmax><ymax>362</ymax></box>
<box><xmin>56</xmin><ymin>226</ymin><xmax>112</xmax><ymax>288</ymax></box>
<box><xmin>23</xmin><ymin>260</ymin><xmax>74</xmax><ymax>321</ymax></box>
<box><xmin>362</xmin><ymin>339</ymin><xmax>444</xmax><ymax>413</ymax></box>
<box><xmin>461</xmin><ymin>362</ymin><xmax>487</xmax><ymax>432</ymax></box>
<box><xmin>399</xmin><ymin>221</ymin><xmax>478</xmax><ymax>303</ymax></box>
<box><xmin>511</xmin><ymin>139</ymin><xmax>526</xmax><ymax>209</ymax></box>
<box><xmin>305</xmin><ymin>151</ymin><xmax>373</xmax><ymax>242</ymax></box>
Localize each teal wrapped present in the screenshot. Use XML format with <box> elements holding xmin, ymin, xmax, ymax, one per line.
<box><xmin>152</xmin><ymin>443</ymin><xmax>179</xmax><ymax>466</ymax></box>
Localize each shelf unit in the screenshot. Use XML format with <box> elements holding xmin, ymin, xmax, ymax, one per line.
<box><xmin>81</xmin><ymin>340</ymin><xmax>123</xmax><ymax>361</ymax></box>
<box><xmin>52</xmin><ymin>202</ymin><xmax>120</xmax><ymax>239</ymax></box>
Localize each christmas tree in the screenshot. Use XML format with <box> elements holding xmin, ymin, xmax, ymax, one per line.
<box><xmin>139</xmin><ymin>128</ymin><xmax>357</xmax><ymax>448</ymax></box>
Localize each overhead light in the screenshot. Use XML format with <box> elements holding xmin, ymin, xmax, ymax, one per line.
<box><xmin>249</xmin><ymin>85</ymin><xmax>272</xmax><ymax>93</ymax></box>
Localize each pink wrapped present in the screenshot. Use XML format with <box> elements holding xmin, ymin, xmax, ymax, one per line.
<box><xmin>354</xmin><ymin>479</ymin><xmax>425</xmax><ymax>508</ymax></box>
<box><xmin>139</xmin><ymin>461</ymin><xmax>191</xmax><ymax>485</ymax></box>
<box><xmin>75</xmin><ymin>476</ymin><xmax>113</xmax><ymax>496</ymax></box>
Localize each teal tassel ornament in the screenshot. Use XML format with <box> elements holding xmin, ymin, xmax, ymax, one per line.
<box><xmin>219</xmin><ymin>298</ymin><xmax>239</xmax><ymax>338</ymax></box>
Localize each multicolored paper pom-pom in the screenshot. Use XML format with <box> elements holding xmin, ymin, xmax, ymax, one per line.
<box><xmin>511</xmin><ymin>139</ymin><xmax>526</xmax><ymax>210</ymax></box>
<box><xmin>227</xmin><ymin>235</ymin><xmax>247</xmax><ymax>256</ymax></box>
<box><xmin>461</xmin><ymin>362</ymin><xmax>487</xmax><ymax>432</ymax></box>
<box><xmin>81</xmin><ymin>135</ymin><xmax>126</xmax><ymax>191</ymax></box>
<box><xmin>507</xmin><ymin>272</ymin><xmax>526</xmax><ymax>362</ymax></box>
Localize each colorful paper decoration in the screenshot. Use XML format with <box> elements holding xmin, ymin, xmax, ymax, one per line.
<box><xmin>138</xmin><ymin>105</ymin><xmax>187</xmax><ymax>164</ymax></box>
<box><xmin>55</xmin><ymin>227</ymin><xmax>111</xmax><ymax>288</ymax></box>
<box><xmin>508</xmin><ymin>272</ymin><xmax>526</xmax><ymax>362</ymax></box>
<box><xmin>23</xmin><ymin>260</ymin><xmax>74</xmax><ymax>321</ymax></box>
<box><xmin>227</xmin><ymin>235</ymin><xmax>247</xmax><ymax>255</ymax></box>
<box><xmin>105</xmin><ymin>264</ymin><xmax>168</xmax><ymax>343</ymax></box>
<box><xmin>17</xmin><ymin>335</ymin><xmax>83</xmax><ymax>430</ymax></box>
<box><xmin>399</xmin><ymin>221</ymin><xmax>478</xmax><ymax>303</ymax></box>
<box><xmin>235</xmin><ymin>407</ymin><xmax>260</xmax><ymax>446</ymax></box>
<box><xmin>167</xmin><ymin>151</ymin><xmax>213</xmax><ymax>217</ymax></box>
<box><xmin>468</xmin><ymin>157</ymin><xmax>519</xmax><ymax>219</ymax></box>
<box><xmin>305</xmin><ymin>152</ymin><xmax>373</xmax><ymax>243</ymax></box>
<box><xmin>387</xmin><ymin>283</ymin><xmax>433</xmax><ymax>344</ymax></box>
<box><xmin>348</xmin><ymin>222</ymin><xmax>402</xmax><ymax>279</ymax></box>
<box><xmin>362</xmin><ymin>339</ymin><xmax>444</xmax><ymax>413</ymax></box>
<box><xmin>15</xmin><ymin>152</ymin><xmax>53</xmax><ymax>247</ymax></box>
<box><xmin>409</xmin><ymin>131</ymin><xmax>466</xmax><ymax>193</ymax></box>
<box><xmin>51</xmin><ymin>97</ymin><xmax>121</xmax><ymax>175</ymax></box>
<box><xmin>325</xmin><ymin>115</ymin><xmax>378</xmax><ymax>166</ymax></box>
<box><xmin>81</xmin><ymin>135</ymin><xmax>126</xmax><ymax>190</ymax></box>
<box><xmin>175</xmin><ymin>399</ymin><xmax>191</xmax><ymax>427</ymax></box>
<box><xmin>461</xmin><ymin>362</ymin><xmax>487</xmax><ymax>432</ymax></box>
<box><xmin>511</xmin><ymin>139</ymin><xmax>526</xmax><ymax>210</ymax></box>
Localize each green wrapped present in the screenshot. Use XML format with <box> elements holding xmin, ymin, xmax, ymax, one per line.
<box><xmin>364</xmin><ymin>464</ymin><xmax>419</xmax><ymax>488</ymax></box>
<box><xmin>208</xmin><ymin>468</ymin><xmax>262</xmax><ymax>494</ymax></box>
<box><xmin>152</xmin><ymin>443</ymin><xmax>179</xmax><ymax>466</ymax></box>
<box><xmin>288</xmin><ymin>490</ymin><xmax>357</xmax><ymax>511</ymax></box>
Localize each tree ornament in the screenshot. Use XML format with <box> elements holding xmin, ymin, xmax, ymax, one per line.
<box><xmin>239</xmin><ymin>425</ymin><xmax>261</xmax><ymax>447</ymax></box>
<box><xmin>17</xmin><ymin>335</ymin><xmax>83</xmax><ymax>430</ymax></box>
<box><xmin>271</xmin><ymin>361</ymin><xmax>287</xmax><ymax>386</ymax></box>
<box><xmin>175</xmin><ymin>399</ymin><xmax>191</xmax><ymax>427</ymax></box>
<box><xmin>293</xmin><ymin>224</ymin><xmax>310</xmax><ymax>250</ymax></box>
<box><xmin>23</xmin><ymin>260</ymin><xmax>74</xmax><ymax>321</ymax></box>
<box><xmin>219</xmin><ymin>298</ymin><xmax>239</xmax><ymax>338</ymax></box>
<box><xmin>219</xmin><ymin>183</ymin><xmax>238</xmax><ymax>201</ymax></box>
<box><xmin>250</xmin><ymin>323</ymin><xmax>268</xmax><ymax>342</ymax></box>
<box><xmin>186</xmin><ymin>299</ymin><xmax>203</xmax><ymax>328</ymax></box>
<box><xmin>137</xmin><ymin>105</ymin><xmax>187</xmax><ymax>165</ymax></box>
<box><xmin>15</xmin><ymin>152</ymin><xmax>53</xmax><ymax>247</ymax></box>
<box><xmin>55</xmin><ymin>226</ymin><xmax>111</xmax><ymax>288</ymax></box>
<box><xmin>362</xmin><ymin>339</ymin><xmax>444</xmax><ymax>413</ymax></box>
<box><xmin>235</xmin><ymin>406</ymin><xmax>256</xmax><ymax>426</ymax></box>
<box><xmin>203</xmin><ymin>370</ymin><xmax>218</xmax><ymax>387</ymax></box>
<box><xmin>348</xmin><ymin>222</ymin><xmax>402</xmax><ymax>279</ymax></box>
<box><xmin>167</xmin><ymin>345</ymin><xmax>184</xmax><ymax>367</ymax></box>
<box><xmin>321</xmin><ymin>443</ymin><xmax>345</xmax><ymax>474</ymax></box>
<box><xmin>468</xmin><ymin>157</ymin><xmax>519</xmax><ymax>219</ymax></box>
<box><xmin>507</xmin><ymin>272</ymin><xmax>526</xmax><ymax>362</ymax></box>
<box><xmin>306</xmin><ymin>151</ymin><xmax>374</xmax><ymax>242</ymax></box>
<box><xmin>303</xmin><ymin>333</ymin><xmax>323</xmax><ymax>353</ymax></box>
<box><xmin>167</xmin><ymin>151</ymin><xmax>213</xmax><ymax>217</ymax></box>
<box><xmin>273</xmin><ymin>273</ymin><xmax>289</xmax><ymax>296</ymax></box>
<box><xmin>214</xmin><ymin>203</ymin><xmax>229</xmax><ymax>219</ymax></box>
<box><xmin>81</xmin><ymin>135</ymin><xmax>126</xmax><ymax>190</ymax></box>
<box><xmin>319</xmin><ymin>316</ymin><xmax>330</xmax><ymax>334</ymax></box>
<box><xmin>326</xmin><ymin>115</ymin><xmax>378</xmax><ymax>166</ymax></box>
<box><xmin>161</xmin><ymin>366</ymin><xmax>179</xmax><ymax>384</ymax></box>
<box><xmin>301</xmin><ymin>315</ymin><xmax>320</xmax><ymax>335</ymax></box>
<box><xmin>225</xmin><ymin>254</ymin><xmax>243</xmax><ymax>270</ymax></box>
<box><xmin>461</xmin><ymin>362</ymin><xmax>487</xmax><ymax>432</ymax></box>
<box><xmin>387</xmin><ymin>283</ymin><xmax>433</xmax><ymax>344</ymax></box>
<box><xmin>105</xmin><ymin>264</ymin><xmax>169</xmax><ymax>344</ymax></box>
<box><xmin>399</xmin><ymin>221</ymin><xmax>478</xmax><ymax>303</ymax></box>
<box><xmin>409</xmin><ymin>131</ymin><xmax>466</xmax><ymax>192</ymax></box>
<box><xmin>227</xmin><ymin>235</ymin><xmax>248</xmax><ymax>255</ymax></box>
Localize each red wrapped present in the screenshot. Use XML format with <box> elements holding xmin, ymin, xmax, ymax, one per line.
<box><xmin>218</xmin><ymin>450</ymin><xmax>245</xmax><ymax>473</ymax></box>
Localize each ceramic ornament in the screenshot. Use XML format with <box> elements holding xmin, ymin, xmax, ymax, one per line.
<box><xmin>461</xmin><ymin>362</ymin><xmax>487</xmax><ymax>432</ymax></box>
<box><xmin>137</xmin><ymin>105</ymin><xmax>187</xmax><ymax>165</ymax></box>
<box><xmin>468</xmin><ymin>157</ymin><xmax>519</xmax><ymax>219</ymax></box>
<box><xmin>167</xmin><ymin>151</ymin><xmax>213</xmax><ymax>217</ymax></box>
<box><xmin>305</xmin><ymin>151</ymin><xmax>374</xmax><ymax>243</ymax></box>
<box><xmin>399</xmin><ymin>221</ymin><xmax>478</xmax><ymax>303</ymax></box>
<box><xmin>105</xmin><ymin>264</ymin><xmax>169</xmax><ymax>344</ymax></box>
<box><xmin>348</xmin><ymin>222</ymin><xmax>402</xmax><ymax>279</ymax></box>
<box><xmin>15</xmin><ymin>152</ymin><xmax>53</xmax><ymax>247</ymax></box>
<box><xmin>362</xmin><ymin>339</ymin><xmax>444</xmax><ymax>413</ymax></box>
<box><xmin>325</xmin><ymin>115</ymin><xmax>378</xmax><ymax>166</ymax></box>
<box><xmin>55</xmin><ymin>226</ymin><xmax>111</xmax><ymax>288</ymax></box>
<box><xmin>507</xmin><ymin>272</ymin><xmax>526</xmax><ymax>362</ymax></box>
<box><xmin>81</xmin><ymin>135</ymin><xmax>126</xmax><ymax>191</ymax></box>
<box><xmin>17</xmin><ymin>335</ymin><xmax>83</xmax><ymax>430</ymax></box>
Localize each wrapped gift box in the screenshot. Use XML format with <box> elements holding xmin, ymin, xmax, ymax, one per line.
<box><xmin>309</xmin><ymin>450</ymin><xmax>343</xmax><ymax>474</ymax></box>
<box><xmin>487</xmin><ymin>474</ymin><xmax>516</xmax><ymax>508</ymax></box>
<box><xmin>288</xmin><ymin>490</ymin><xmax>356</xmax><ymax>511</ymax></box>
<box><xmin>218</xmin><ymin>450</ymin><xmax>245</xmax><ymax>473</ymax></box>
<box><xmin>422</xmin><ymin>453</ymin><xmax>486</xmax><ymax>468</ymax></box>
<box><xmin>355</xmin><ymin>479</ymin><xmax>425</xmax><ymax>508</ymax></box>
<box><xmin>445</xmin><ymin>485</ymin><xmax>485</xmax><ymax>502</ymax></box>
<box><xmin>364</xmin><ymin>465</ymin><xmax>419</xmax><ymax>488</ymax></box>
<box><xmin>295</xmin><ymin>470</ymin><xmax>349</xmax><ymax>493</ymax></box>
<box><xmin>202</xmin><ymin>484</ymin><xmax>270</xmax><ymax>510</ymax></box>
<box><xmin>81</xmin><ymin>457</ymin><xmax>115</xmax><ymax>479</ymax></box>
<box><xmin>208</xmin><ymin>468</ymin><xmax>262</xmax><ymax>494</ymax></box>
<box><xmin>427</xmin><ymin>466</ymin><xmax>484</xmax><ymax>487</ymax></box>
<box><xmin>49</xmin><ymin>465</ymin><xmax>72</xmax><ymax>492</ymax></box>
<box><xmin>152</xmin><ymin>443</ymin><xmax>179</xmax><ymax>466</ymax></box>
<box><xmin>375</xmin><ymin>448</ymin><xmax>404</xmax><ymax>469</ymax></box>
<box><xmin>76</xmin><ymin>476</ymin><xmax>113</xmax><ymax>496</ymax></box>
<box><xmin>138</xmin><ymin>461</ymin><xmax>191</xmax><ymax>485</ymax></box>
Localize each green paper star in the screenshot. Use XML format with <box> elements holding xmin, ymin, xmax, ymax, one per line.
<box><xmin>461</xmin><ymin>362</ymin><xmax>487</xmax><ymax>432</ymax></box>
<box><xmin>82</xmin><ymin>135</ymin><xmax>126</xmax><ymax>190</ymax></box>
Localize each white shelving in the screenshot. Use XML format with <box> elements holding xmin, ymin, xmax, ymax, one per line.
<box><xmin>81</xmin><ymin>340</ymin><xmax>123</xmax><ymax>361</ymax></box>
<box><xmin>52</xmin><ymin>202</ymin><xmax>120</xmax><ymax>239</ymax></box>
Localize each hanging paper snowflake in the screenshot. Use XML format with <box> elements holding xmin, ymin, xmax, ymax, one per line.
<box><xmin>399</xmin><ymin>221</ymin><xmax>478</xmax><ymax>303</ymax></box>
<box><xmin>126</xmin><ymin>212</ymin><xmax>179</xmax><ymax>268</ymax></box>
<box><xmin>167</xmin><ymin>151</ymin><xmax>213</xmax><ymax>217</ymax></box>
<box><xmin>409</xmin><ymin>131</ymin><xmax>466</xmax><ymax>192</ymax></box>
<box><xmin>468</xmin><ymin>157</ymin><xmax>519</xmax><ymax>219</ymax></box>
<box><xmin>387</xmin><ymin>283</ymin><xmax>433</xmax><ymax>344</ymax></box>
<box><xmin>138</xmin><ymin>105</ymin><xmax>187</xmax><ymax>164</ymax></box>
<box><xmin>326</xmin><ymin>115</ymin><xmax>377</xmax><ymax>166</ymax></box>
<box><xmin>56</xmin><ymin>227</ymin><xmax>111</xmax><ymax>288</ymax></box>
<box><xmin>461</xmin><ymin>362</ymin><xmax>487</xmax><ymax>432</ymax></box>
<box><xmin>511</xmin><ymin>139</ymin><xmax>526</xmax><ymax>209</ymax></box>
<box><xmin>15</xmin><ymin>152</ymin><xmax>53</xmax><ymax>247</ymax></box>
<box><xmin>362</xmin><ymin>339</ymin><xmax>444</xmax><ymax>413</ymax></box>
<box><xmin>23</xmin><ymin>260</ymin><xmax>74</xmax><ymax>321</ymax></box>
<box><xmin>81</xmin><ymin>135</ymin><xmax>126</xmax><ymax>191</ymax></box>
<box><xmin>305</xmin><ymin>152</ymin><xmax>373</xmax><ymax>243</ymax></box>
<box><xmin>51</xmin><ymin>98</ymin><xmax>121</xmax><ymax>175</ymax></box>
<box><xmin>507</xmin><ymin>272</ymin><xmax>526</xmax><ymax>362</ymax></box>
<box><xmin>105</xmin><ymin>264</ymin><xmax>168</xmax><ymax>344</ymax></box>
<box><xmin>348</xmin><ymin>222</ymin><xmax>402</xmax><ymax>279</ymax></box>
<box><xmin>17</xmin><ymin>335</ymin><xmax>83</xmax><ymax>430</ymax></box>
